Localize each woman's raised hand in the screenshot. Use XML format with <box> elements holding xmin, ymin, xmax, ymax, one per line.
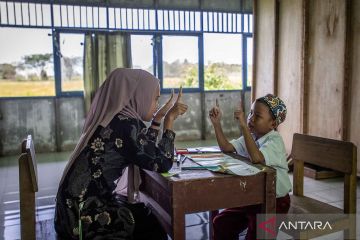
<box><xmin>165</xmin><ymin>86</ymin><xmax>188</xmax><ymax>121</ymax></box>
<box><xmin>153</xmin><ymin>89</ymin><xmax>175</xmax><ymax>122</ymax></box>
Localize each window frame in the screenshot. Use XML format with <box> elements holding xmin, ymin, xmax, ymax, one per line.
<box><xmin>0</xmin><ymin>2</ymin><xmax>253</xmax><ymax>98</ymax></box>
<box><xmin>243</xmin><ymin>33</ymin><xmax>252</xmax><ymax>92</ymax></box>
<box><xmin>132</xmin><ymin>31</ymin><xmax>253</xmax><ymax>94</ymax></box>
<box><xmin>156</xmin><ymin>32</ymin><xmax>203</xmax><ymax>94</ymax></box>
<box><xmin>53</xmin><ymin>29</ymin><xmax>85</xmax><ymax>97</ymax></box>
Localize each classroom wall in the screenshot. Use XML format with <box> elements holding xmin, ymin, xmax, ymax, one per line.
<box><xmin>204</xmin><ymin>91</ymin><xmax>252</xmax><ymax>140</ymax></box>
<box><xmin>0</xmin><ymin>91</ymin><xmax>250</xmax><ymax>156</ymax></box>
<box><xmin>0</xmin><ymin>98</ymin><xmax>57</xmax><ymax>154</ymax></box>
<box><xmin>277</xmin><ymin>0</ymin><xmax>303</xmax><ymax>151</ymax></box>
<box><xmin>253</xmin><ymin>0</ymin><xmax>277</xmax><ymax>99</ymax></box>
<box><xmin>307</xmin><ymin>0</ymin><xmax>346</xmax><ymax>140</ymax></box>
<box><xmin>253</xmin><ymin>0</ymin><xmax>360</xmax><ymax>175</ymax></box>
<box><xmin>0</xmin><ymin>97</ymin><xmax>84</xmax><ymax>155</ymax></box>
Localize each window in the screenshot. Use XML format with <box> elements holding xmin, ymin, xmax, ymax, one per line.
<box><xmin>204</xmin><ymin>33</ymin><xmax>242</xmax><ymax>91</ymax></box>
<box><xmin>60</xmin><ymin>33</ymin><xmax>85</xmax><ymax>92</ymax></box>
<box><xmin>0</xmin><ymin>28</ymin><xmax>54</xmax><ymax>97</ymax></box>
<box><xmin>162</xmin><ymin>35</ymin><xmax>199</xmax><ymax>89</ymax></box>
<box><xmin>131</xmin><ymin>35</ymin><xmax>154</xmax><ymax>74</ymax></box>
<box><xmin>1</xmin><ymin>2</ymin><xmax>253</xmax><ymax>97</ymax></box>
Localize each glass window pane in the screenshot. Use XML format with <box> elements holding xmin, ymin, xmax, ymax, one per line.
<box><xmin>162</xmin><ymin>35</ymin><xmax>198</xmax><ymax>89</ymax></box>
<box><xmin>60</xmin><ymin>33</ymin><xmax>84</xmax><ymax>92</ymax></box>
<box><xmin>131</xmin><ymin>35</ymin><xmax>154</xmax><ymax>74</ymax></box>
<box><xmin>0</xmin><ymin>28</ymin><xmax>54</xmax><ymax>97</ymax></box>
<box><xmin>204</xmin><ymin>33</ymin><xmax>242</xmax><ymax>90</ymax></box>
<box><xmin>247</xmin><ymin>37</ymin><xmax>253</xmax><ymax>87</ymax></box>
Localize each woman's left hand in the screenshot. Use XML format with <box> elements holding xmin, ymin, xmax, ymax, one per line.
<box><xmin>163</xmin><ymin>86</ymin><xmax>188</xmax><ymax>130</ymax></box>
<box><xmin>153</xmin><ymin>89</ymin><xmax>175</xmax><ymax>122</ymax></box>
<box><xmin>165</xmin><ymin>86</ymin><xmax>188</xmax><ymax>120</ymax></box>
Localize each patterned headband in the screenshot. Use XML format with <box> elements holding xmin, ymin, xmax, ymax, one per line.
<box><xmin>257</xmin><ymin>94</ymin><xmax>287</xmax><ymax>126</ymax></box>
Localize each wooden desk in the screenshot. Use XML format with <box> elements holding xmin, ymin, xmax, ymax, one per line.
<box><xmin>140</xmin><ymin>154</ymin><xmax>276</xmax><ymax>240</ymax></box>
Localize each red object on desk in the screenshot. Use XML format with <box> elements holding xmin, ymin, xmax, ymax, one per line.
<box><xmin>175</xmin><ymin>149</ymin><xmax>189</xmax><ymax>154</ymax></box>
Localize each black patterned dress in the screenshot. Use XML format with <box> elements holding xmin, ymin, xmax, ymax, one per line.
<box><xmin>54</xmin><ymin>114</ymin><xmax>174</xmax><ymax>239</ymax></box>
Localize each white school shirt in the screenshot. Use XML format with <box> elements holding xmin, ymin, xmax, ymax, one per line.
<box><xmin>230</xmin><ymin>130</ymin><xmax>292</xmax><ymax>198</ymax></box>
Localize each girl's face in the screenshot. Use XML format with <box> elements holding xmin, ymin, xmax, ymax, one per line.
<box><xmin>247</xmin><ymin>101</ymin><xmax>276</xmax><ymax>139</ymax></box>
<box><xmin>144</xmin><ymin>84</ymin><xmax>160</xmax><ymax>121</ymax></box>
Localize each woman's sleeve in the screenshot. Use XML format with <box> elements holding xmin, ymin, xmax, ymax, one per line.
<box><xmin>116</xmin><ymin>120</ymin><xmax>175</xmax><ymax>173</ymax></box>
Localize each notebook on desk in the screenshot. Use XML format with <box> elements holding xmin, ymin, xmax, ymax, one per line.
<box><xmin>184</xmin><ymin>153</ymin><xmax>261</xmax><ymax>176</ymax></box>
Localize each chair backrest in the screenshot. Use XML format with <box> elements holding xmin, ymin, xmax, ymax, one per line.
<box><xmin>291</xmin><ymin>133</ymin><xmax>355</xmax><ymax>174</ymax></box>
<box><xmin>291</xmin><ymin>133</ymin><xmax>357</xmax><ymax>213</ymax></box>
<box><xmin>21</xmin><ymin>135</ymin><xmax>38</xmax><ymax>191</ymax></box>
<box><xmin>19</xmin><ymin>134</ymin><xmax>38</xmax><ymax>240</ymax></box>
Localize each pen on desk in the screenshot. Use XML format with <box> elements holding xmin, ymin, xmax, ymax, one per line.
<box><xmin>176</xmin><ymin>154</ymin><xmax>187</xmax><ymax>164</ymax></box>
<box><xmin>176</xmin><ymin>154</ymin><xmax>181</xmax><ymax>165</ymax></box>
<box><xmin>180</xmin><ymin>155</ymin><xmax>189</xmax><ymax>164</ymax></box>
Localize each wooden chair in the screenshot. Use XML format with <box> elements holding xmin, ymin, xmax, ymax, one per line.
<box><xmin>19</xmin><ymin>135</ymin><xmax>38</xmax><ymax>240</ymax></box>
<box><xmin>285</xmin><ymin>133</ymin><xmax>357</xmax><ymax>239</ymax></box>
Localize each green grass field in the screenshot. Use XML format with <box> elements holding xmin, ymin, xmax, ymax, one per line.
<box><xmin>0</xmin><ymin>79</ymin><xmax>83</xmax><ymax>97</ymax></box>
<box><xmin>163</xmin><ymin>75</ymin><xmax>246</xmax><ymax>89</ymax></box>
<box><xmin>0</xmin><ymin>74</ymin><xmax>250</xmax><ymax>97</ymax></box>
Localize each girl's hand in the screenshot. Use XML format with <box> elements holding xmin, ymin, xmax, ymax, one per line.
<box><xmin>165</xmin><ymin>86</ymin><xmax>188</xmax><ymax>120</ymax></box>
<box><xmin>234</xmin><ymin>101</ymin><xmax>247</xmax><ymax>127</ymax></box>
<box><xmin>209</xmin><ymin>99</ymin><xmax>222</xmax><ymax>125</ymax></box>
<box><xmin>153</xmin><ymin>89</ymin><xmax>175</xmax><ymax>122</ymax></box>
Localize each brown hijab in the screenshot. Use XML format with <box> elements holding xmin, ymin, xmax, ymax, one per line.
<box><xmin>59</xmin><ymin>68</ymin><xmax>160</xmax><ymax>203</ymax></box>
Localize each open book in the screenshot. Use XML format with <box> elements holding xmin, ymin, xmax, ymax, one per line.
<box><xmin>184</xmin><ymin>153</ymin><xmax>261</xmax><ymax>176</ymax></box>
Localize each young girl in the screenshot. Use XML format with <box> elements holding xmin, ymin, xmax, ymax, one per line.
<box><xmin>209</xmin><ymin>94</ymin><xmax>292</xmax><ymax>240</ymax></box>
<box><xmin>55</xmin><ymin>68</ymin><xmax>188</xmax><ymax>239</ymax></box>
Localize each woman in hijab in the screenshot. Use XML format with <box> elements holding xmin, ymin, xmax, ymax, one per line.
<box><xmin>54</xmin><ymin>68</ymin><xmax>188</xmax><ymax>239</ymax></box>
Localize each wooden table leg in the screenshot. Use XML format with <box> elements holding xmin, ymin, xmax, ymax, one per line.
<box><xmin>260</xmin><ymin>170</ymin><xmax>277</xmax><ymax>239</ymax></box>
<box><xmin>208</xmin><ymin>210</ymin><xmax>219</xmax><ymax>240</ymax></box>
<box><xmin>172</xmin><ymin>209</ymin><xmax>185</xmax><ymax>240</ymax></box>
<box><xmin>264</xmin><ymin>170</ymin><xmax>276</xmax><ymax>213</ymax></box>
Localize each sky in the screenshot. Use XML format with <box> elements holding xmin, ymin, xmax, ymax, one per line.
<box><xmin>0</xmin><ymin>28</ymin><xmax>82</xmax><ymax>64</ymax></box>
<box><xmin>0</xmin><ymin>27</ymin><xmax>252</xmax><ymax>69</ymax></box>
<box><xmin>0</xmin><ymin>28</ymin><xmax>53</xmax><ymax>64</ymax></box>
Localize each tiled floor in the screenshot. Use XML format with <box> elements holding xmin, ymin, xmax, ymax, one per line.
<box><xmin>0</xmin><ymin>139</ymin><xmax>359</xmax><ymax>240</ymax></box>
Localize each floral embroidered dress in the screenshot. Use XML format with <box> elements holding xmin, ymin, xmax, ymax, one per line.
<box><xmin>54</xmin><ymin>114</ymin><xmax>174</xmax><ymax>239</ymax></box>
